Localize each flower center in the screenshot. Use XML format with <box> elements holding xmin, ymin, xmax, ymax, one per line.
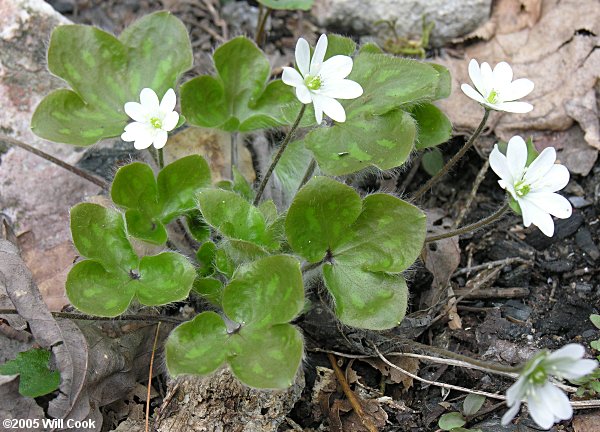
<box><xmin>528</xmin><ymin>365</ymin><xmax>548</xmax><ymax>385</ymax></box>
<box><xmin>150</xmin><ymin>117</ymin><xmax>162</xmax><ymax>129</ymax></box>
<box><xmin>487</xmin><ymin>89</ymin><xmax>499</xmax><ymax>104</ymax></box>
<box><xmin>514</xmin><ymin>179</ymin><xmax>531</xmax><ymax>197</ymax></box>
<box><xmin>305</xmin><ymin>75</ymin><xmax>322</xmax><ymax>91</ymax></box>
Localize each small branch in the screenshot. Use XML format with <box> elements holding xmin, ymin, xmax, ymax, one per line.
<box><xmin>412</xmin><ymin>108</ymin><xmax>490</xmax><ymax>201</ymax></box>
<box><xmin>297</xmin><ymin>158</ymin><xmax>317</xmax><ymax>192</ymax></box>
<box><xmin>425</xmin><ymin>202</ymin><xmax>509</xmax><ymax>243</ymax></box>
<box><xmin>0</xmin><ymin>309</ymin><xmax>185</xmax><ymax>324</ymax></box>
<box><xmin>230</xmin><ymin>132</ymin><xmax>239</xmax><ymax>180</ymax></box>
<box><xmin>328</xmin><ymin>353</ymin><xmax>378</xmax><ymax>432</ymax></box>
<box><xmin>157</xmin><ymin>148</ymin><xmax>165</xmax><ymax>170</ymax></box>
<box><xmin>145</xmin><ymin>322</ymin><xmax>161</xmax><ymax>432</ymax></box>
<box><xmin>254</xmin><ymin>5</ymin><xmax>272</xmax><ymax>47</ymax></box>
<box><xmin>452</xmin><ymin>257</ymin><xmax>530</xmax><ymax>277</ymax></box>
<box><xmin>253</xmin><ymin>105</ymin><xmax>306</xmax><ymax>205</ymax></box>
<box><xmin>453</xmin><ymin>159</ymin><xmax>489</xmax><ymax>227</ymax></box>
<box><xmin>0</xmin><ymin>134</ymin><xmax>108</xmax><ymax>189</ymax></box>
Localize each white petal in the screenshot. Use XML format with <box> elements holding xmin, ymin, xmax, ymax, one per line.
<box><xmin>310</xmin><ymin>34</ymin><xmax>328</xmax><ymax>75</ymax></box>
<box><xmin>162</xmin><ymin>111</ymin><xmax>179</xmax><ymax>131</ymax></box>
<box><xmin>468</xmin><ymin>59</ymin><xmax>487</xmax><ymax>96</ymax></box>
<box><xmin>133</xmin><ymin>129</ymin><xmax>156</xmax><ymax>150</ymax></box>
<box><xmin>552</xmin><ymin>358</ymin><xmax>598</xmax><ymax>380</ymax></box>
<box><xmin>124</xmin><ymin>102</ymin><xmax>148</xmax><ymax>122</ymax></box>
<box><xmin>122</xmin><ymin>122</ymin><xmax>148</xmax><ymax>141</ymax></box>
<box><xmin>461</xmin><ymin>83</ymin><xmax>487</xmax><ymax>104</ymax></box>
<box><xmin>153</xmin><ymin>129</ymin><xmax>168</xmax><ymax>149</ymax></box>
<box><xmin>295</xmin><ymin>86</ymin><xmax>312</xmax><ymax>104</ymax></box>
<box><xmin>547</xmin><ymin>344</ymin><xmax>583</xmax><ymax>362</ymax></box>
<box><xmin>295</xmin><ymin>37</ymin><xmax>310</xmax><ymax>77</ymax></box>
<box><xmin>282</xmin><ymin>67</ymin><xmax>305</xmax><ymax>87</ymax></box>
<box><xmin>140</xmin><ymin>88</ymin><xmax>160</xmax><ymax>111</ymax></box>
<box><xmin>319</xmin><ymin>55</ymin><xmax>353</xmax><ymax>81</ymax></box>
<box><xmin>493</xmin><ymin>62</ymin><xmax>513</xmax><ymax>87</ymax></box>
<box><xmin>519</xmin><ymin>199</ymin><xmax>555</xmax><ymax>236</ymax></box>
<box><xmin>502</xmin><ymin>78</ymin><xmax>534</xmax><ymax>102</ymax></box>
<box><xmin>489</xmin><ymin>144</ymin><xmax>514</xmax><ymax>185</ymax></box>
<box><xmin>480</xmin><ymin>62</ymin><xmax>494</xmax><ymax>93</ymax></box>
<box><xmin>535</xmin><ymin>165</ymin><xmax>570</xmax><ymax>192</ymax></box>
<box><xmin>315</xmin><ymin>95</ymin><xmax>346</xmax><ymax>123</ymax></box>
<box><xmin>538</xmin><ymin>383</ymin><xmax>572</xmax><ymax>422</ymax></box>
<box><xmin>527</xmin><ymin>386</ymin><xmax>558</xmax><ymax>430</ymax></box>
<box><xmin>506</xmin><ymin>136</ymin><xmax>528</xmax><ymax>181</ymax></box>
<box><xmin>312</xmin><ymin>94</ymin><xmax>324</xmax><ymax>124</ymax></box>
<box><xmin>494</xmin><ymin>101</ymin><xmax>534</xmax><ymax>113</ymax></box>
<box><xmin>501</xmin><ymin>402</ymin><xmax>521</xmax><ymax>426</ymax></box>
<box><xmin>506</xmin><ymin>376</ymin><xmax>528</xmax><ymax>406</ymax></box>
<box><xmin>524</xmin><ymin>192</ymin><xmax>572</xmax><ymax>219</ymax></box>
<box><xmin>160</xmin><ymin>88</ymin><xmax>177</xmax><ymax>114</ymax></box>
<box><xmin>319</xmin><ymin>79</ymin><xmax>363</xmax><ymax>99</ymax></box>
<box><xmin>524</xmin><ymin>147</ymin><xmax>557</xmax><ymax>183</ymax></box>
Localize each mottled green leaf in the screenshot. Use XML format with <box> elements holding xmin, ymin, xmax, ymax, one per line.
<box><xmin>430</xmin><ymin>63</ymin><xmax>452</xmax><ymax>100</ymax></box>
<box><xmin>359</xmin><ymin>42</ymin><xmax>384</xmax><ymax>54</ymax></box>
<box><xmin>182</xmin><ymin>37</ymin><xmax>297</xmax><ymax>132</ymax></box>
<box><xmin>324</xmin><ymin>34</ymin><xmax>357</xmax><ymax>60</ymax></box>
<box><xmin>193</xmin><ymin>277</ymin><xmax>223</xmax><ymax>305</ymax></box>
<box><xmin>198</xmin><ymin>189</ymin><xmax>278</xmax><ymax>249</ymax></box>
<box><xmin>136</xmin><ymin>252</ymin><xmax>196</xmax><ymax>306</ymax></box>
<box><xmin>0</xmin><ymin>349</ymin><xmax>61</xmax><ymax>398</ymax></box>
<box><xmin>220</xmin><ymin>240</ymin><xmax>270</xmax><ymax>267</ymax></box>
<box><xmin>421</xmin><ymin>148</ymin><xmax>444</xmax><ymax>176</ymax></box>
<box><xmin>438</xmin><ymin>412</ymin><xmax>466</xmax><ymax>430</ymax></box>
<box><xmin>274</xmin><ymin>139</ymin><xmax>314</xmax><ymax>203</ymax></box>
<box><xmin>258</xmin><ymin>200</ymin><xmax>279</xmax><ymax>226</ymax></box>
<box><xmin>305</xmin><ymin>109</ymin><xmax>416</xmax><ymax>175</ymax></box>
<box><xmin>70</xmin><ymin>203</ymin><xmax>138</xmax><ymax>272</ymax></box>
<box><xmin>285</xmin><ymin>177</ymin><xmax>361</xmax><ymax>262</ymax></box>
<box><xmin>185</xmin><ymin>210</ymin><xmax>211</xmax><ymax>243</ymax></box>
<box><xmin>412</xmin><ymin>103</ymin><xmax>452</xmax><ymax>149</ymax></box>
<box><xmin>257</xmin><ymin>0</ymin><xmax>314</xmax><ymax>10</ymax></box>
<box><xmin>232</xmin><ymin>166</ymin><xmax>255</xmax><ymax>201</ymax></box>
<box><xmin>463</xmin><ymin>394</ymin><xmax>486</xmax><ymax>417</ymax></box>
<box><xmin>111</xmin><ymin>163</ymin><xmax>160</xmax><ymax>215</ymax></box>
<box><xmin>214</xmin><ymin>248</ymin><xmax>235</xmax><ymax>278</ymax></box>
<box><xmin>196</xmin><ymin>241</ymin><xmax>217</xmax><ymax>277</ymax></box>
<box><xmin>591</xmin><ymin>314</ymin><xmax>600</xmax><ymax>329</ymax></box>
<box><xmin>66</xmin><ymin>260</ymin><xmax>136</xmax><ymax>317</ymax></box>
<box><xmin>31</xmin><ymin>12</ymin><xmax>192</xmax><ymax>145</ymax></box>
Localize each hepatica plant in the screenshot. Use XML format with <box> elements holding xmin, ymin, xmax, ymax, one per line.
<box><xmin>30</xmin><ymin>10</ymin><xmax>578</xmax><ymax>415</ymax></box>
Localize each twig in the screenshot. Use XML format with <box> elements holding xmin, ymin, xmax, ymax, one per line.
<box><xmin>146</xmin><ymin>322</ymin><xmax>161</xmax><ymax>432</ymax></box>
<box><xmin>0</xmin><ymin>134</ymin><xmax>108</xmax><ymax>189</ymax></box>
<box><xmin>453</xmin><ymin>159</ymin><xmax>489</xmax><ymax>227</ymax></box>
<box><xmin>398</xmin><ymin>152</ymin><xmax>423</xmax><ymax>194</ymax></box>
<box><xmin>452</xmin><ymin>257</ymin><xmax>530</xmax><ymax>277</ymax></box>
<box><xmin>230</xmin><ymin>132</ymin><xmax>238</xmax><ymax>180</ymax></box>
<box><xmin>412</xmin><ymin>109</ymin><xmax>490</xmax><ymax>201</ymax></box>
<box><xmin>255</xmin><ymin>5</ymin><xmax>272</xmax><ymax>47</ymax></box>
<box><xmin>0</xmin><ymin>309</ymin><xmax>185</xmax><ymax>324</ymax></box>
<box><xmin>297</xmin><ymin>158</ymin><xmax>317</xmax><ymax>192</ymax></box>
<box><xmin>327</xmin><ymin>353</ymin><xmax>378</xmax><ymax>432</ymax></box>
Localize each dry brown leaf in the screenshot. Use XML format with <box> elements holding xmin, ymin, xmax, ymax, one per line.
<box><xmin>446</xmin><ymin>294</ymin><xmax>463</xmax><ymax>330</ymax></box>
<box><xmin>361</xmin><ymin>356</ymin><xmax>420</xmax><ymax>390</ymax></box>
<box><xmin>573</xmin><ymin>411</ymin><xmax>600</xmax><ymax>432</ymax></box>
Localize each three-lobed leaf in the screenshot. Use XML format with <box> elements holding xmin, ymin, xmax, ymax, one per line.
<box><xmin>31</xmin><ymin>12</ymin><xmax>192</xmax><ymax>145</ymax></box>
<box><xmin>0</xmin><ymin>349</ymin><xmax>61</xmax><ymax>398</ymax></box>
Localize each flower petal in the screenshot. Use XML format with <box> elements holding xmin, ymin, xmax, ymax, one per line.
<box><xmin>319</xmin><ymin>79</ymin><xmax>363</xmax><ymax>99</ymax></box>
<box><xmin>519</xmin><ymin>199</ymin><xmax>555</xmax><ymax>236</ymax></box>
<box><xmin>162</xmin><ymin>111</ymin><xmax>179</xmax><ymax>131</ymax></box>
<box><xmin>124</xmin><ymin>102</ymin><xmax>148</xmax><ymax>123</ymax></box>
<box><xmin>501</xmin><ymin>403</ymin><xmax>521</xmax><ymax>426</ymax></box>
<box><xmin>539</xmin><ymin>383</ymin><xmax>572</xmax><ymax>422</ymax></box>
<box><xmin>133</xmin><ymin>128</ymin><xmax>156</xmax><ymax>150</ymax></box>
<box><xmin>160</xmin><ymin>88</ymin><xmax>177</xmax><ymax>114</ymax></box>
<box><xmin>535</xmin><ymin>164</ymin><xmax>570</xmax><ymax>192</ymax></box>
<box><xmin>122</xmin><ymin>122</ymin><xmax>148</xmax><ymax>141</ymax></box>
<box><xmin>296</xmin><ymin>86</ymin><xmax>312</xmax><ymax>104</ymax></box>
<box><xmin>140</xmin><ymin>88</ymin><xmax>160</xmax><ymax>111</ymax></box>
<box><xmin>312</xmin><ymin>94</ymin><xmax>324</xmax><ymax>124</ymax></box>
<box><xmin>295</xmin><ymin>37</ymin><xmax>310</xmax><ymax>77</ymax></box>
<box><xmin>489</xmin><ymin>144</ymin><xmax>514</xmax><ymax>185</ymax></box>
<box><xmin>282</xmin><ymin>67</ymin><xmax>305</xmax><ymax>87</ymax></box>
<box><xmin>523</xmin><ymin>192</ymin><xmax>572</xmax><ymax>219</ymax></box>
<box><xmin>153</xmin><ymin>129</ymin><xmax>169</xmax><ymax>149</ymax></box>
<box><xmin>524</xmin><ymin>147</ymin><xmax>557</xmax><ymax>184</ymax></box>
<box><xmin>310</xmin><ymin>34</ymin><xmax>328</xmax><ymax>75</ymax></box>
<box><xmin>548</xmin><ymin>344</ymin><xmax>584</xmax><ymax>362</ymax></box>
<box><xmin>319</xmin><ymin>55</ymin><xmax>353</xmax><ymax>81</ymax></box>
<box><xmin>502</xmin><ymin>78</ymin><xmax>534</xmax><ymax>102</ymax></box>
<box><xmin>527</xmin><ymin>384</ymin><xmax>559</xmax><ymax>430</ymax></box>
<box><xmin>494</xmin><ymin>101</ymin><xmax>534</xmax><ymax>113</ymax></box>
<box><xmin>557</xmin><ymin>359</ymin><xmax>599</xmax><ymax>380</ymax></box>
<box><xmin>468</xmin><ymin>59</ymin><xmax>487</xmax><ymax>96</ymax></box>
<box><xmin>315</xmin><ymin>94</ymin><xmax>346</xmax><ymax>123</ymax></box>
<box><xmin>461</xmin><ymin>83</ymin><xmax>487</xmax><ymax>104</ymax></box>
<box><xmin>480</xmin><ymin>62</ymin><xmax>494</xmax><ymax>93</ymax></box>
<box><xmin>493</xmin><ymin>62</ymin><xmax>513</xmax><ymax>87</ymax></box>
<box><xmin>506</xmin><ymin>136</ymin><xmax>528</xmax><ymax>181</ymax></box>
<box><xmin>506</xmin><ymin>376</ymin><xmax>528</xmax><ymax>406</ymax></box>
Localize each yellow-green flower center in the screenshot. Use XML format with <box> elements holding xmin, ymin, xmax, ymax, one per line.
<box><xmin>515</xmin><ymin>180</ymin><xmax>531</xmax><ymax>197</ymax></box>
<box><xmin>150</xmin><ymin>117</ymin><xmax>162</xmax><ymax>129</ymax></box>
<box><xmin>305</xmin><ymin>75</ymin><xmax>322</xmax><ymax>91</ymax></box>
<box><xmin>487</xmin><ymin>89</ymin><xmax>499</xmax><ymax>104</ymax></box>
<box><xmin>528</xmin><ymin>365</ymin><xmax>548</xmax><ymax>386</ymax></box>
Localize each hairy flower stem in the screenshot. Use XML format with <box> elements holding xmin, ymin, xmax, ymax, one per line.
<box><xmin>0</xmin><ymin>309</ymin><xmax>184</xmax><ymax>324</ymax></box>
<box><xmin>412</xmin><ymin>108</ymin><xmax>490</xmax><ymax>201</ymax></box>
<box><xmin>230</xmin><ymin>132</ymin><xmax>239</xmax><ymax>179</ymax></box>
<box><xmin>425</xmin><ymin>202</ymin><xmax>510</xmax><ymax>243</ymax></box>
<box><xmin>253</xmin><ymin>105</ymin><xmax>306</xmax><ymax>205</ymax></box>
<box><xmin>254</xmin><ymin>5</ymin><xmax>272</xmax><ymax>47</ymax></box>
<box><xmin>297</xmin><ymin>158</ymin><xmax>317</xmax><ymax>192</ymax></box>
<box><xmin>157</xmin><ymin>148</ymin><xmax>164</xmax><ymax>169</ymax></box>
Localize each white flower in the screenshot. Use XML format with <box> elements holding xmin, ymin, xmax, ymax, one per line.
<box><xmin>461</xmin><ymin>59</ymin><xmax>534</xmax><ymax>113</ymax></box>
<box><xmin>502</xmin><ymin>344</ymin><xmax>598</xmax><ymax>430</ymax></box>
<box><xmin>490</xmin><ymin>136</ymin><xmax>572</xmax><ymax>237</ymax></box>
<box><xmin>282</xmin><ymin>34</ymin><xmax>363</xmax><ymax>124</ymax></box>
<box><xmin>122</xmin><ymin>88</ymin><xmax>179</xmax><ymax>150</ymax></box>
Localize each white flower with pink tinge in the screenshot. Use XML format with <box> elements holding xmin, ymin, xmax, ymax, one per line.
<box><xmin>122</xmin><ymin>88</ymin><xmax>179</xmax><ymax>150</ymax></box>
<box><xmin>461</xmin><ymin>59</ymin><xmax>534</xmax><ymax>113</ymax></box>
<box><xmin>490</xmin><ymin>136</ymin><xmax>572</xmax><ymax>237</ymax></box>
<box><xmin>282</xmin><ymin>34</ymin><xmax>363</xmax><ymax>124</ymax></box>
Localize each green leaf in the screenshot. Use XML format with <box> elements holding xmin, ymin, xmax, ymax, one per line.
<box><xmin>193</xmin><ymin>277</ymin><xmax>224</xmax><ymax>305</ymax></box>
<box><xmin>421</xmin><ymin>148</ymin><xmax>444</xmax><ymax>176</ymax></box>
<box><xmin>305</xmin><ymin>109</ymin><xmax>416</xmax><ymax>175</ymax></box>
<box><xmin>215</xmin><ymin>248</ymin><xmax>235</xmax><ymax>278</ymax></box>
<box><xmin>70</xmin><ymin>203</ymin><xmax>138</xmax><ymax>272</ymax></box>
<box><xmin>438</xmin><ymin>412</ymin><xmax>466</xmax><ymax>430</ymax></box>
<box><xmin>111</xmin><ymin>156</ymin><xmax>211</xmax><ymax>244</ymax></box>
<box><xmin>430</xmin><ymin>63</ymin><xmax>452</xmax><ymax>100</ymax></box>
<box><xmin>185</xmin><ymin>210</ymin><xmax>211</xmax><ymax>243</ymax></box>
<box><xmin>462</xmin><ymin>394</ymin><xmax>486</xmax><ymax>416</ymax></box>
<box><xmin>359</xmin><ymin>42</ymin><xmax>384</xmax><ymax>54</ymax></box>
<box><xmin>181</xmin><ymin>37</ymin><xmax>297</xmax><ymax>132</ymax></box>
<box><xmin>285</xmin><ymin>177</ymin><xmax>362</xmax><ymax>262</ymax></box>
<box><xmin>525</xmin><ymin>137</ymin><xmax>540</xmax><ymax>166</ymax></box>
<box><xmin>591</xmin><ymin>340</ymin><xmax>600</xmax><ymax>351</ymax></box>
<box><xmin>232</xmin><ymin>166</ymin><xmax>255</xmax><ymax>202</ymax></box>
<box><xmin>257</xmin><ymin>0</ymin><xmax>314</xmax><ymax>10</ymax></box>
<box><xmin>196</xmin><ymin>241</ymin><xmax>217</xmax><ymax>277</ymax></box>
<box><xmin>66</xmin><ymin>260</ymin><xmax>136</xmax><ymax>316</ymax></box>
<box><xmin>412</xmin><ymin>103</ymin><xmax>452</xmax><ymax>149</ymax></box>
<box><xmin>0</xmin><ymin>349</ymin><xmax>60</xmax><ymax>398</ymax></box>
<box><xmin>198</xmin><ymin>189</ymin><xmax>278</xmax><ymax>249</ymax></box>
<box><xmin>31</xmin><ymin>12</ymin><xmax>192</xmax><ymax>145</ymax></box>
<box><xmin>324</xmin><ymin>34</ymin><xmax>357</xmax><ymax>59</ymax></box>
<box><xmin>274</xmin><ymin>139</ymin><xmax>314</xmax><ymax>202</ymax></box>
<box><xmin>136</xmin><ymin>252</ymin><xmax>196</xmax><ymax>305</ymax></box>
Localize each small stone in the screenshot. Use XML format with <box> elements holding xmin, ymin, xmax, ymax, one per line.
<box><xmin>575</xmin><ymin>227</ymin><xmax>600</xmax><ymax>261</ymax></box>
<box><xmin>503</xmin><ymin>300</ymin><xmax>532</xmax><ymax>321</ymax></box>
<box><xmin>575</xmin><ymin>282</ymin><xmax>594</xmax><ymax>294</ymax></box>
<box><xmin>569</xmin><ymin>196</ymin><xmax>592</xmax><ymax>208</ymax></box>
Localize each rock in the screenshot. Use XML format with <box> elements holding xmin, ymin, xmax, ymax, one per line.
<box><xmin>221</xmin><ymin>1</ymin><xmax>261</xmax><ymax>38</ymax></box>
<box><xmin>525</xmin><ymin>212</ymin><xmax>584</xmax><ymax>250</ymax></box>
<box><xmin>575</xmin><ymin>226</ymin><xmax>600</xmax><ymax>261</ymax></box>
<box><xmin>312</xmin><ymin>0</ymin><xmax>492</xmax><ymax>47</ymax></box>
<box><xmin>569</xmin><ymin>196</ymin><xmax>592</xmax><ymax>209</ymax></box>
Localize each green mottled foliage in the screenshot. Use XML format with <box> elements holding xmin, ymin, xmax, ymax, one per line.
<box><xmin>0</xmin><ymin>349</ymin><xmax>61</xmax><ymax>398</ymax></box>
